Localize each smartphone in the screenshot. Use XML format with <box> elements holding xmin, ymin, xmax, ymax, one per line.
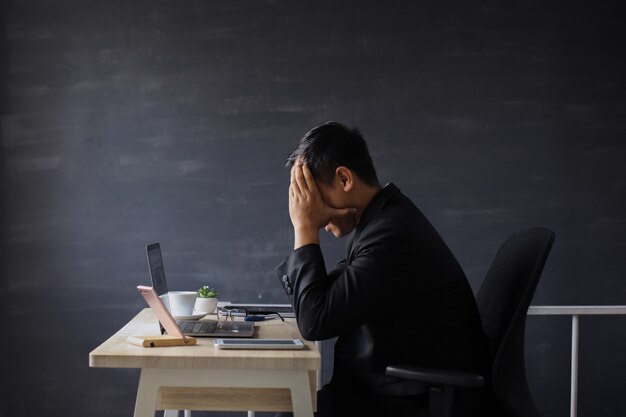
<box><xmin>214</xmin><ymin>338</ymin><xmax>305</xmax><ymax>350</ymax></box>
<box><xmin>137</xmin><ymin>285</ymin><xmax>187</xmax><ymax>340</ymax></box>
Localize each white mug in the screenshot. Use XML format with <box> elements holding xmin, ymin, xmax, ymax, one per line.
<box><xmin>167</xmin><ymin>291</ymin><xmax>197</xmax><ymax>316</ymax></box>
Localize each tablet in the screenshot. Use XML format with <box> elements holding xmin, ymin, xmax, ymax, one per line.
<box><xmin>214</xmin><ymin>338</ymin><xmax>305</xmax><ymax>350</ymax></box>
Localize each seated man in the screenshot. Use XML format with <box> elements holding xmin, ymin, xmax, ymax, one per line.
<box><xmin>276</xmin><ymin>122</ymin><xmax>489</xmax><ymax>417</ymax></box>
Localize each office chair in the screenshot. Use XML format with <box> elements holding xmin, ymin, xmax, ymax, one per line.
<box><xmin>387</xmin><ymin>227</ymin><xmax>555</xmax><ymax>417</ymax></box>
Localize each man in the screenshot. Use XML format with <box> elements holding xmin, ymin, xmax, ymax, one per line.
<box><xmin>275</xmin><ymin>122</ymin><xmax>489</xmax><ymax>416</ymax></box>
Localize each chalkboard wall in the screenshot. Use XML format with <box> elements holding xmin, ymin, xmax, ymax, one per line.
<box><xmin>1</xmin><ymin>1</ymin><xmax>625</xmax><ymax>416</ymax></box>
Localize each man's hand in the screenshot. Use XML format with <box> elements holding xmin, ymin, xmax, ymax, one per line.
<box><xmin>289</xmin><ymin>160</ymin><xmax>356</xmax><ymax>249</ymax></box>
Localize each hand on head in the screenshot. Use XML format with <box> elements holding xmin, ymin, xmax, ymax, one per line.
<box><xmin>289</xmin><ymin>160</ymin><xmax>356</xmax><ymax>248</ymax></box>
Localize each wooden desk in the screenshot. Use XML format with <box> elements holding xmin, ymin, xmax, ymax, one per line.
<box><xmin>89</xmin><ymin>309</ymin><xmax>320</xmax><ymax>417</ymax></box>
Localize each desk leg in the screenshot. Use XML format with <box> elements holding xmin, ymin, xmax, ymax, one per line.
<box><xmin>134</xmin><ymin>369</ymin><xmax>160</xmax><ymax>417</ymax></box>
<box><xmin>315</xmin><ymin>341</ymin><xmax>322</xmax><ymax>390</ymax></box>
<box><xmin>289</xmin><ymin>371</ymin><xmax>314</xmax><ymax>417</ymax></box>
<box><xmin>570</xmin><ymin>315</ymin><xmax>579</xmax><ymax>417</ymax></box>
<box><xmin>162</xmin><ymin>409</ymin><xmax>191</xmax><ymax>417</ymax></box>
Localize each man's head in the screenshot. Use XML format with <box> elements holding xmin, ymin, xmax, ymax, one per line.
<box><xmin>286</xmin><ymin>122</ymin><xmax>380</xmax><ymax>238</ymax></box>
<box><xmin>286</xmin><ymin>121</ymin><xmax>379</xmax><ymax>187</ymax></box>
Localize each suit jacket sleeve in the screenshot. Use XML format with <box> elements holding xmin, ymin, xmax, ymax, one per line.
<box><xmin>275</xmin><ymin>216</ymin><xmax>431</xmax><ymax>341</ymax></box>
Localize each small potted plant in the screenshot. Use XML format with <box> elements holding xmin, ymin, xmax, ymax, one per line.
<box><xmin>194</xmin><ymin>285</ymin><xmax>218</xmax><ymax>314</ymax></box>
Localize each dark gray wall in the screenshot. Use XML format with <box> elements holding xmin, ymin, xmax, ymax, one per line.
<box><xmin>1</xmin><ymin>1</ymin><xmax>625</xmax><ymax>416</ymax></box>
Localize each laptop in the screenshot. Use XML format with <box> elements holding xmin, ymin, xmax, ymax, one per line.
<box><xmin>145</xmin><ymin>242</ymin><xmax>255</xmax><ymax>338</ymax></box>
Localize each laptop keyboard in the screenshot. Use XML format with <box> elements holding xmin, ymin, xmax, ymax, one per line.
<box><xmin>176</xmin><ymin>320</ymin><xmax>218</xmax><ymax>333</ymax></box>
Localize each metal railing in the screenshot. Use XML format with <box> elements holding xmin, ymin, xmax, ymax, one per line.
<box><xmin>527</xmin><ymin>305</ymin><xmax>626</xmax><ymax>417</ymax></box>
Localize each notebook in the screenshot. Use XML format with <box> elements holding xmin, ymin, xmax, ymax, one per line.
<box><xmin>145</xmin><ymin>242</ymin><xmax>255</xmax><ymax>338</ymax></box>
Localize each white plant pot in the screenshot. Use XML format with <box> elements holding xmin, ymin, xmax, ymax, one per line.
<box><xmin>194</xmin><ymin>297</ymin><xmax>217</xmax><ymax>314</ymax></box>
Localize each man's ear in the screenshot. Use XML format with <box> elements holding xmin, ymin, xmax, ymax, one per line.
<box><xmin>335</xmin><ymin>166</ymin><xmax>354</xmax><ymax>192</ymax></box>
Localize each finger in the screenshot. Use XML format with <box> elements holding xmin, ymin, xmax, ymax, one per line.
<box><xmin>294</xmin><ymin>162</ymin><xmax>310</xmax><ymax>193</ymax></box>
<box><xmin>325</xmin><ymin>223</ymin><xmax>342</xmax><ymax>238</ymax></box>
<box><xmin>301</xmin><ymin>163</ymin><xmax>320</xmax><ymax>196</ymax></box>
<box><xmin>290</xmin><ymin>167</ymin><xmax>302</xmax><ymax>196</ymax></box>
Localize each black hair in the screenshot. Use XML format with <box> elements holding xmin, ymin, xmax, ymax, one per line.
<box><xmin>286</xmin><ymin>122</ymin><xmax>379</xmax><ymax>186</ymax></box>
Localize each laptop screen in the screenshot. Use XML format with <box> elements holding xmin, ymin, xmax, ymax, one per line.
<box><xmin>147</xmin><ymin>243</ymin><xmax>168</xmax><ymax>297</ymax></box>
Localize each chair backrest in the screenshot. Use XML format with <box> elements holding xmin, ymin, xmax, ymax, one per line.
<box><xmin>476</xmin><ymin>228</ymin><xmax>555</xmax><ymax>417</ymax></box>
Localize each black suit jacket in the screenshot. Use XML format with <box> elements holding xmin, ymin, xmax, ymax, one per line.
<box><xmin>276</xmin><ymin>183</ymin><xmax>488</xmax><ymax>396</ymax></box>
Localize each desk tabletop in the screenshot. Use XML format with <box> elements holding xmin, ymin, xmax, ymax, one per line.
<box><xmin>89</xmin><ymin>309</ymin><xmax>321</xmax><ymax>371</ymax></box>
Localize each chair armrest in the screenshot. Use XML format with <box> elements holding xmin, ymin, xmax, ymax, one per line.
<box><xmin>386</xmin><ymin>365</ymin><xmax>485</xmax><ymax>388</ymax></box>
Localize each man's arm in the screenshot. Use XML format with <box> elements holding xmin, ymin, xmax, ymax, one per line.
<box><xmin>277</xmin><ymin>217</ymin><xmax>425</xmax><ymax>341</ymax></box>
